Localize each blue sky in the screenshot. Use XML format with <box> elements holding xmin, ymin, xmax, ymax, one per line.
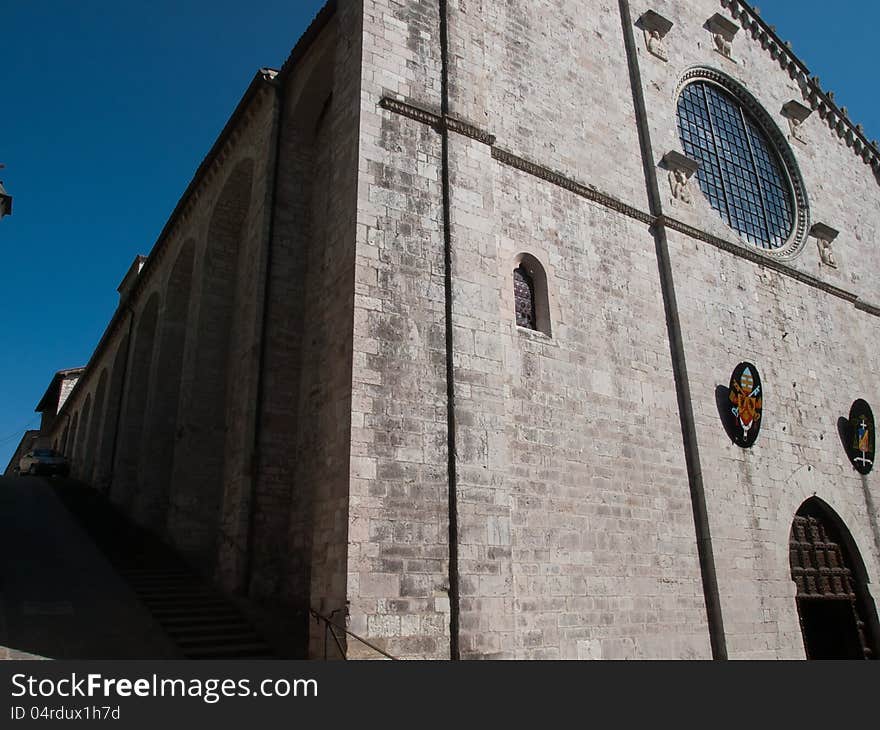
<box><xmin>0</xmin><ymin>1</ymin><xmax>878</xmax><ymax>468</ymax></box>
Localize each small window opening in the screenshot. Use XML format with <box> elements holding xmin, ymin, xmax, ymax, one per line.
<box><xmin>512</xmin><ymin>254</ymin><xmax>552</xmax><ymax>337</ymax></box>
<box><xmin>514</xmin><ymin>265</ymin><xmax>536</xmax><ymax>330</ymax></box>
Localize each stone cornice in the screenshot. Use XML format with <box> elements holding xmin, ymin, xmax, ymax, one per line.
<box><xmin>490</xmin><ymin>147</ymin><xmax>653</xmax><ymax>224</ymax></box>
<box><xmin>721</xmin><ymin>0</ymin><xmax>880</xmax><ymax>178</ymax></box>
<box><xmin>278</xmin><ymin>0</ymin><xmax>336</xmax><ymax>80</ymax></box>
<box><xmin>54</xmin><ymin>71</ymin><xmax>278</xmax><ymax>424</ymax></box>
<box><xmin>379</xmin><ymin>98</ymin><xmax>497</xmax><ymax>146</ymax></box>
<box><xmin>658</xmin><ymin>215</ymin><xmax>859</xmax><ymax>305</ymax></box>
<box><xmin>55</xmin><ymin>2</ymin><xmax>338</xmax><ymax>422</ymax></box>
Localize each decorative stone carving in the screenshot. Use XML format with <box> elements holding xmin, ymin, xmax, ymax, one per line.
<box><xmin>782</xmin><ymin>100</ymin><xmax>812</xmax><ymax>144</ymax></box>
<box><xmin>637</xmin><ymin>10</ymin><xmax>674</xmax><ymax>61</ymax></box>
<box><xmin>706</xmin><ymin>13</ymin><xmax>739</xmax><ymax>61</ymax></box>
<box><xmin>810</xmin><ymin>223</ymin><xmax>839</xmax><ymax>269</ymax></box>
<box><xmin>662</xmin><ymin>151</ymin><xmax>700</xmax><ymax>205</ymax></box>
<box><xmin>670</xmin><ymin>168</ymin><xmax>693</xmax><ymax>204</ymax></box>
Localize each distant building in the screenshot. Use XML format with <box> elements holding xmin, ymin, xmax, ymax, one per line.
<box><xmin>5</xmin><ymin>368</ymin><xmax>84</xmax><ymax>475</ymax></box>
<box><xmin>0</xmin><ymin>179</ymin><xmax>11</xmax><ymax>220</ymax></box>
<box><xmin>31</xmin><ymin>0</ymin><xmax>880</xmax><ymax>660</ymax></box>
<box><xmin>4</xmin><ymin>430</ymin><xmax>40</xmax><ymax>475</ymax></box>
<box><xmin>35</xmin><ymin>368</ymin><xmax>86</xmax><ymax>450</ymax></box>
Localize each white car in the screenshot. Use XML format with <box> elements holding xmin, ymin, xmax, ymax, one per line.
<box><xmin>18</xmin><ymin>448</ymin><xmax>70</xmax><ymax>477</ymax></box>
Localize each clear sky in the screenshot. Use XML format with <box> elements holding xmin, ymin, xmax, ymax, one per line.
<box><xmin>1</xmin><ymin>1</ymin><xmax>878</xmax><ymax>468</ymax></box>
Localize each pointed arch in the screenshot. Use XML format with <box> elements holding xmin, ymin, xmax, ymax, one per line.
<box><xmin>168</xmin><ymin>159</ymin><xmax>254</xmax><ymax>565</ymax></box>
<box><xmin>789</xmin><ymin>497</ymin><xmax>879</xmax><ymax>659</ymax></box>
<box><xmin>67</xmin><ymin>412</ymin><xmax>79</xmax><ymax>461</ymax></box>
<box><xmin>84</xmin><ymin>369</ymin><xmax>108</xmax><ymax>483</ymax></box>
<box><xmin>60</xmin><ymin>422</ymin><xmax>70</xmax><ymax>457</ymax></box>
<box><xmin>74</xmin><ymin>394</ymin><xmax>93</xmax><ymax>478</ymax></box>
<box><xmin>94</xmin><ymin>335</ymin><xmax>131</xmax><ymax>491</ymax></box>
<box><xmin>137</xmin><ymin>240</ymin><xmax>195</xmax><ymax>529</ymax></box>
<box><xmin>112</xmin><ymin>293</ymin><xmax>160</xmax><ymax>507</ymax></box>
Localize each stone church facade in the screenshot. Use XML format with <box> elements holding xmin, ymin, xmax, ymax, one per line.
<box><xmin>35</xmin><ymin>0</ymin><xmax>880</xmax><ymax>659</ymax></box>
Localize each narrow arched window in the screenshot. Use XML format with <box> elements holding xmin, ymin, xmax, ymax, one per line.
<box><xmin>514</xmin><ymin>265</ymin><xmax>536</xmax><ymax>330</ymax></box>
<box><xmin>512</xmin><ymin>254</ymin><xmax>552</xmax><ymax>336</ymax></box>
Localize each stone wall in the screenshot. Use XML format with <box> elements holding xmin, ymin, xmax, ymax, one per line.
<box><xmin>47</xmin><ymin>71</ymin><xmax>279</xmax><ymax>580</ymax></box>
<box><xmin>346</xmin><ymin>0</ymin><xmax>880</xmax><ymax>659</ymax></box>
<box><xmin>633</xmin><ymin>0</ymin><xmax>880</xmax><ymax>658</ymax></box>
<box><xmin>348</xmin><ymin>0</ymin><xmax>453</xmax><ymax>659</ymax></box>
<box><xmin>37</xmin><ymin>0</ymin><xmax>880</xmax><ymax>660</ymax></box>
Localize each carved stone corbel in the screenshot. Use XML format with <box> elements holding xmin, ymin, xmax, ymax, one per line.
<box><xmin>636</xmin><ymin>10</ymin><xmax>674</xmax><ymax>61</ymax></box>
<box><xmin>810</xmin><ymin>222</ymin><xmax>839</xmax><ymax>269</ymax></box>
<box><xmin>782</xmin><ymin>100</ymin><xmax>812</xmax><ymax>144</ymax></box>
<box><xmin>706</xmin><ymin>13</ymin><xmax>739</xmax><ymax>61</ymax></box>
<box><xmin>662</xmin><ymin>151</ymin><xmax>700</xmax><ymax>205</ymax></box>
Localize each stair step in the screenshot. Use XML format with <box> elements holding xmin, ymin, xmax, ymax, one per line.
<box><xmin>136</xmin><ymin>593</ymin><xmax>215</xmax><ymax>602</ymax></box>
<box><xmin>139</xmin><ymin>596</ymin><xmax>228</xmax><ymax>606</ymax></box>
<box><xmin>135</xmin><ymin>591</ymin><xmax>229</xmax><ymax>606</ymax></box>
<box><xmin>183</xmin><ymin>644</ymin><xmax>273</xmax><ymax>658</ymax></box>
<box><xmin>166</xmin><ymin>624</ymin><xmax>254</xmax><ymax>641</ymax></box>
<box><xmin>165</xmin><ymin>622</ymin><xmax>253</xmax><ymax>635</ymax></box>
<box><xmin>122</xmin><ymin>567</ymin><xmax>191</xmax><ymax>574</ymax></box>
<box><xmin>175</xmin><ymin>633</ymin><xmax>264</xmax><ymax>647</ymax></box>
<box><xmin>52</xmin><ymin>484</ymin><xmax>273</xmax><ymax>658</ymax></box>
<box><xmin>147</xmin><ymin>606</ymin><xmax>241</xmax><ymax>620</ymax></box>
<box><xmin>159</xmin><ymin>613</ymin><xmax>249</xmax><ymax>626</ymax></box>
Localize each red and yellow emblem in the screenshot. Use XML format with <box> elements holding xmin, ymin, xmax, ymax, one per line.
<box><xmin>728</xmin><ymin>363</ymin><xmax>763</xmax><ymax>447</ymax></box>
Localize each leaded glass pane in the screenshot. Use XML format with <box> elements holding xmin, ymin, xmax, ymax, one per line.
<box><xmin>676</xmin><ymin>81</ymin><xmax>794</xmax><ymax>250</ymax></box>
<box><xmin>514</xmin><ymin>266</ymin><xmax>536</xmax><ymax>329</ymax></box>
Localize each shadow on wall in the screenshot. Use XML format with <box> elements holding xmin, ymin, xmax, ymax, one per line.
<box><xmin>715</xmin><ymin>384</ymin><xmax>737</xmax><ymax>444</ymax></box>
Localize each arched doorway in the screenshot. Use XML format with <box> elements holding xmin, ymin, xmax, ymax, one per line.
<box><xmin>789</xmin><ymin>499</ymin><xmax>878</xmax><ymax>659</ymax></box>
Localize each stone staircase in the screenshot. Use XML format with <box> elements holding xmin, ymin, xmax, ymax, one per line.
<box><xmin>53</xmin><ymin>483</ymin><xmax>274</xmax><ymax>659</ymax></box>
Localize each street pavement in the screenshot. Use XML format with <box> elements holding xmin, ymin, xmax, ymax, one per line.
<box><xmin>0</xmin><ymin>475</ymin><xmax>179</xmax><ymax>659</ymax></box>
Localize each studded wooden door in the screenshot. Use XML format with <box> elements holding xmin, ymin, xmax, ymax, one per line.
<box><xmin>790</xmin><ymin>513</ymin><xmax>872</xmax><ymax>659</ymax></box>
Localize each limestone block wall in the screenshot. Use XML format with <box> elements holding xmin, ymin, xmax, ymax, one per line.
<box><xmin>243</xmin><ymin>4</ymin><xmax>366</xmax><ymax>657</ymax></box>
<box><xmin>667</xmin><ymin>229</ymin><xmax>880</xmax><ymax>658</ymax></box>
<box><xmin>446</xmin><ymin>0</ymin><xmax>651</xmax><ymax>212</ymax></box>
<box><xmin>349</xmin><ymin>0</ymin><xmax>453</xmax><ymax>659</ymax></box>
<box><xmin>446</xmin><ymin>140</ymin><xmax>710</xmax><ymax>660</ymax></box>
<box><xmin>349</xmin><ymin>0</ymin><xmax>880</xmax><ymax>660</ymax></box>
<box><xmin>38</xmin><ymin>0</ymin><xmax>880</xmax><ymax>661</ymax></box>
<box><xmin>638</xmin><ymin>0</ymin><xmax>880</xmax><ymax>301</ymax></box>
<box><xmin>350</xmin><ymin>0</ymin><xmax>711</xmax><ymax>659</ymax></box>
<box><xmin>632</xmin><ymin>0</ymin><xmax>880</xmax><ymax>657</ymax></box>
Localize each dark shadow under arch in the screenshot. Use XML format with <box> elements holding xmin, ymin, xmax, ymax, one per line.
<box><xmin>168</xmin><ymin>159</ymin><xmax>254</xmax><ymax>568</ymax></box>
<box><xmin>112</xmin><ymin>293</ymin><xmax>160</xmax><ymax>508</ymax></box>
<box><xmin>84</xmin><ymin>369</ymin><xmax>108</xmax><ymax>483</ymax></box>
<box><xmin>75</xmin><ymin>394</ymin><xmax>92</xmax><ymax>471</ymax></box>
<box><xmin>94</xmin><ymin>335</ymin><xmax>130</xmax><ymax>491</ymax></box>
<box><xmin>138</xmin><ymin>240</ymin><xmax>195</xmax><ymax>531</ymax></box>
<box><xmin>67</xmin><ymin>412</ymin><xmax>79</xmax><ymax>461</ymax></box>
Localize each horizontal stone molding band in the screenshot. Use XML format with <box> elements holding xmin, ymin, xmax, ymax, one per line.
<box><xmin>490</xmin><ymin>146</ymin><xmax>655</xmax><ymax>225</ymax></box>
<box><xmin>657</xmin><ymin>215</ymin><xmax>864</xmax><ymax>308</ymax></box>
<box><xmin>378</xmin><ymin>97</ymin><xmax>496</xmax><ymax>146</ymax></box>
<box><xmin>379</xmin><ymin>92</ymin><xmax>879</xmax><ymax>322</ymax></box>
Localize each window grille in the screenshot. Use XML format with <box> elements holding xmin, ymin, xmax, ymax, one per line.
<box><xmin>514</xmin><ymin>265</ymin><xmax>536</xmax><ymax>330</ymax></box>
<box><xmin>676</xmin><ymin>81</ymin><xmax>794</xmax><ymax>249</ymax></box>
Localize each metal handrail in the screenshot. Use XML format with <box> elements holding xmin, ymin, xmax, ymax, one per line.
<box><xmin>309</xmin><ymin>608</ymin><xmax>398</xmax><ymax>661</ymax></box>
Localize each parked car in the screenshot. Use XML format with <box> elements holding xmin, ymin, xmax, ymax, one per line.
<box><xmin>18</xmin><ymin>448</ymin><xmax>70</xmax><ymax>477</ymax></box>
